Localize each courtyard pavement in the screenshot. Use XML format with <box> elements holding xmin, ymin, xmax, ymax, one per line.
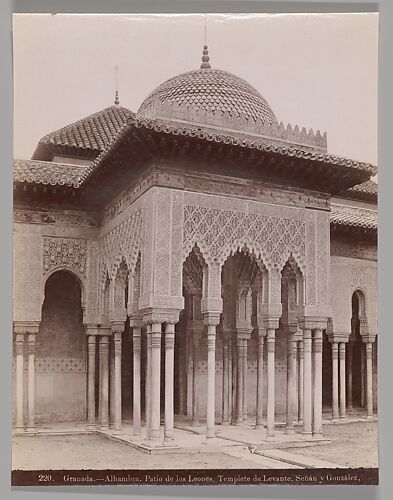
<box><xmin>12</xmin><ymin>420</ymin><xmax>377</xmax><ymax>471</ymax></box>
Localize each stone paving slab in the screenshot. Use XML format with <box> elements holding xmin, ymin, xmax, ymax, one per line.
<box><xmin>255</xmin><ymin>448</ymin><xmax>342</xmax><ymax>469</ymax></box>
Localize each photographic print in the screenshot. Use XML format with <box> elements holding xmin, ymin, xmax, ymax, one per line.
<box><xmin>11</xmin><ymin>13</ymin><xmax>378</xmax><ymax>486</ymax></box>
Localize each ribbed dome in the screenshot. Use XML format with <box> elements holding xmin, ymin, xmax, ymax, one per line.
<box><xmin>138</xmin><ymin>67</ymin><xmax>278</xmax><ymax>128</ymax></box>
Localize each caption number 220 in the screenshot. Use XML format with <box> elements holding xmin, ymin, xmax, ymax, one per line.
<box><xmin>38</xmin><ymin>474</ymin><xmax>52</xmax><ymax>482</ymax></box>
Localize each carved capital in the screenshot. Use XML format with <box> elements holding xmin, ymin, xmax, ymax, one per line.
<box><xmin>299</xmin><ymin>316</ymin><xmax>328</xmax><ymax>331</ymax></box>
<box><xmin>143</xmin><ymin>308</ymin><xmax>180</xmax><ymax>326</ymax></box>
<box><xmin>111</xmin><ymin>322</ymin><xmax>125</xmax><ymax>335</ymax></box>
<box><xmin>84</xmin><ymin>324</ymin><xmax>100</xmax><ymax>336</ymax></box>
<box><xmin>14</xmin><ymin>321</ymin><xmax>40</xmax><ymax>336</ymax></box>
<box><xmin>87</xmin><ymin>335</ymin><xmax>96</xmax><ymax>353</ymax></box>
<box><xmin>99</xmin><ymin>335</ymin><xmax>110</xmax><ymax>353</ymax></box>
<box><xmin>132</xmin><ymin>327</ymin><xmax>142</xmax><ymax>350</ymax></box>
<box><xmin>262</xmin><ymin>316</ymin><xmax>280</xmax><ymax>330</ymax></box>
<box><xmin>331</xmin><ymin>342</ymin><xmax>339</xmax><ymax>360</ymax></box>
<box><xmin>365</xmin><ymin>342</ymin><xmax>373</xmax><ymax>359</ymax></box>
<box><xmin>203</xmin><ymin>313</ymin><xmax>221</xmax><ymax>327</ymax></box>
<box><xmin>327</xmin><ymin>332</ymin><xmax>350</xmax><ymax>344</ymax></box>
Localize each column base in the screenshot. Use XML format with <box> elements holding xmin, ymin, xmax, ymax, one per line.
<box><xmin>220</xmin><ymin>420</ymin><xmax>231</xmax><ymax>426</ymax></box>
<box><xmin>285</xmin><ymin>427</ymin><xmax>295</xmax><ymax>435</ymax></box>
<box><xmin>339</xmin><ymin>415</ymin><xmax>346</xmax><ymax>420</ymax></box>
<box><xmin>99</xmin><ymin>424</ymin><xmax>109</xmax><ymax>431</ymax></box>
<box><xmin>86</xmin><ymin>423</ymin><xmax>96</xmax><ymax>430</ymax></box>
<box><xmin>13</xmin><ymin>426</ymin><xmax>25</xmax><ymax>434</ymax></box>
<box><xmin>331</xmin><ymin>418</ymin><xmax>339</xmax><ymax>423</ymax></box>
<box><xmin>366</xmin><ymin>414</ymin><xmax>375</xmax><ymax>420</ymax></box>
<box><xmin>313</xmin><ymin>432</ymin><xmax>324</xmax><ymax>438</ymax></box>
<box><xmin>25</xmin><ymin>427</ymin><xmax>37</xmax><ymax>434</ymax></box>
<box><xmin>266</xmin><ymin>433</ymin><xmax>275</xmax><ymax>441</ymax></box>
<box><xmin>302</xmin><ymin>431</ymin><xmax>312</xmax><ymax>437</ymax></box>
<box><xmin>255</xmin><ymin>423</ymin><xmax>264</xmax><ymax>430</ymax></box>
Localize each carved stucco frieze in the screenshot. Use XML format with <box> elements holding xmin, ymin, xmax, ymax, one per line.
<box><xmin>43</xmin><ymin>236</ymin><xmax>87</xmax><ymax>280</ymax></box>
<box><xmin>183</xmin><ymin>204</ymin><xmax>306</xmax><ymax>271</ymax></box>
<box><xmin>100</xmin><ymin>209</ymin><xmax>143</xmax><ymax>282</ymax></box>
<box><xmin>350</xmin><ymin>268</ymin><xmax>368</xmax><ymax>293</ymax></box>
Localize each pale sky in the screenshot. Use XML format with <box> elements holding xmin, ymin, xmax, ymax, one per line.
<box><xmin>13</xmin><ymin>13</ymin><xmax>378</xmax><ymax>165</ymax></box>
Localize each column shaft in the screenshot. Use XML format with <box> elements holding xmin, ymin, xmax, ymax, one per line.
<box><xmin>242</xmin><ymin>338</ymin><xmax>248</xmax><ymax>422</ymax></box>
<box><xmin>339</xmin><ymin>342</ymin><xmax>346</xmax><ymax>419</ymax></box>
<box><xmin>286</xmin><ymin>332</ymin><xmax>296</xmax><ymax>434</ymax></box>
<box><xmin>87</xmin><ymin>335</ymin><xmax>96</xmax><ymax>429</ymax></box>
<box><xmin>256</xmin><ymin>331</ymin><xmax>264</xmax><ymax>429</ymax></box>
<box><xmin>236</xmin><ymin>338</ymin><xmax>243</xmax><ymax>424</ymax></box>
<box><xmin>132</xmin><ymin>327</ymin><xmax>142</xmax><ymax>435</ymax></box>
<box><xmin>360</xmin><ymin>347</ymin><xmax>366</xmax><ymax>408</ymax></box>
<box><xmin>99</xmin><ymin>336</ymin><xmax>110</xmax><ymax>429</ymax></box>
<box><xmin>313</xmin><ymin>329</ymin><xmax>323</xmax><ymax>436</ymax></box>
<box><xmin>164</xmin><ymin>323</ymin><xmax>175</xmax><ymax>442</ymax></box>
<box><xmin>109</xmin><ymin>339</ymin><xmax>115</xmax><ymax>426</ymax></box>
<box><xmin>113</xmin><ymin>331</ymin><xmax>122</xmax><ymax>431</ymax></box>
<box><xmin>331</xmin><ymin>342</ymin><xmax>339</xmax><ymax>420</ymax></box>
<box><xmin>145</xmin><ymin>325</ymin><xmax>152</xmax><ymax>439</ymax></box>
<box><xmin>298</xmin><ymin>340</ymin><xmax>304</xmax><ymax>424</ymax></box>
<box><xmin>222</xmin><ymin>338</ymin><xmax>230</xmax><ymax>425</ymax></box>
<box><xmin>266</xmin><ymin>329</ymin><xmax>276</xmax><ymax>438</ymax></box>
<box><xmin>15</xmin><ymin>334</ymin><xmax>25</xmax><ymax>430</ymax></box>
<box><xmin>366</xmin><ymin>342</ymin><xmax>374</xmax><ymax>418</ymax></box>
<box><xmin>150</xmin><ymin>323</ymin><xmax>162</xmax><ymax>440</ymax></box>
<box><xmin>206</xmin><ymin>324</ymin><xmax>217</xmax><ymax>438</ymax></box>
<box><xmin>192</xmin><ymin>333</ymin><xmax>200</xmax><ymax>426</ymax></box>
<box><xmin>26</xmin><ymin>334</ymin><xmax>36</xmax><ymax>431</ymax></box>
<box><xmin>302</xmin><ymin>329</ymin><xmax>312</xmax><ymax>434</ymax></box>
<box><xmin>347</xmin><ymin>342</ymin><xmax>353</xmax><ymax>411</ymax></box>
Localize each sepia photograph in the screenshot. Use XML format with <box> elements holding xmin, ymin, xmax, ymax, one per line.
<box><xmin>11</xmin><ymin>12</ymin><xmax>378</xmax><ymax>486</ymax></box>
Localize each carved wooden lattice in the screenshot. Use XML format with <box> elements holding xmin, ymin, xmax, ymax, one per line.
<box><xmin>43</xmin><ymin>236</ymin><xmax>87</xmax><ymax>279</ymax></box>
<box><xmin>101</xmin><ymin>210</ymin><xmax>142</xmax><ymax>281</ymax></box>
<box><xmin>183</xmin><ymin>205</ymin><xmax>306</xmax><ymax>270</ymax></box>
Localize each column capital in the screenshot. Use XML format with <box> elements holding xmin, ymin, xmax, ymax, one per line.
<box><xmin>13</xmin><ymin>321</ymin><xmax>40</xmax><ymax>336</ymax></box>
<box><xmin>142</xmin><ymin>308</ymin><xmax>181</xmax><ymax>325</ymax></box>
<box><xmin>236</xmin><ymin>328</ymin><xmax>252</xmax><ymax>341</ymax></box>
<box><xmin>15</xmin><ymin>333</ymin><xmax>25</xmax><ymax>355</ymax></box>
<box><xmin>262</xmin><ymin>316</ymin><xmax>280</xmax><ymax>330</ymax></box>
<box><xmin>361</xmin><ymin>334</ymin><xmax>377</xmax><ymax>344</ymax></box>
<box><xmin>203</xmin><ymin>312</ymin><xmax>221</xmax><ymax>327</ymax></box>
<box><xmin>327</xmin><ymin>332</ymin><xmax>350</xmax><ymax>344</ymax></box>
<box><xmin>298</xmin><ymin>316</ymin><xmax>328</xmax><ymax>331</ymax></box>
<box><xmin>129</xmin><ymin>316</ymin><xmax>144</xmax><ymax>329</ymax></box>
<box><xmin>84</xmin><ymin>323</ymin><xmax>100</xmax><ymax>336</ymax></box>
<box><xmin>111</xmin><ymin>322</ymin><xmax>125</xmax><ymax>335</ymax></box>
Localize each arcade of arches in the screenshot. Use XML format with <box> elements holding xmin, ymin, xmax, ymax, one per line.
<box><xmin>13</xmin><ymin>248</ymin><xmax>377</xmax><ymax>444</ymax></box>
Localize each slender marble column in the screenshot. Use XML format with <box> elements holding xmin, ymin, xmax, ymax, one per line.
<box><xmin>228</xmin><ymin>337</ymin><xmax>233</xmax><ymax>423</ymax></box>
<box><xmin>109</xmin><ymin>338</ymin><xmax>115</xmax><ymax>427</ymax></box>
<box><xmin>99</xmin><ymin>335</ymin><xmax>110</xmax><ymax>430</ymax></box>
<box><xmin>347</xmin><ymin>342</ymin><xmax>353</xmax><ymax>412</ymax></box>
<box><xmin>231</xmin><ymin>340</ymin><xmax>237</xmax><ymax>424</ymax></box>
<box><xmin>286</xmin><ymin>330</ymin><xmax>296</xmax><ymax>434</ymax></box>
<box><xmin>242</xmin><ymin>337</ymin><xmax>249</xmax><ymax>422</ymax></box>
<box><xmin>87</xmin><ymin>335</ymin><xmax>97</xmax><ymax>429</ymax></box>
<box><xmin>366</xmin><ymin>342</ymin><xmax>374</xmax><ymax>418</ymax></box>
<box><xmin>26</xmin><ymin>333</ymin><xmax>36</xmax><ymax>432</ymax></box>
<box><xmin>113</xmin><ymin>331</ymin><xmax>122</xmax><ymax>431</ymax></box>
<box><xmin>313</xmin><ymin>329</ymin><xmax>323</xmax><ymax>436</ymax></box>
<box><xmin>222</xmin><ymin>336</ymin><xmax>230</xmax><ymax>425</ymax></box>
<box><xmin>298</xmin><ymin>340</ymin><xmax>304</xmax><ymax>424</ymax></box>
<box><xmin>192</xmin><ymin>332</ymin><xmax>201</xmax><ymax>426</ymax></box>
<box><xmin>15</xmin><ymin>333</ymin><xmax>25</xmax><ymax>430</ymax></box>
<box><xmin>164</xmin><ymin>323</ymin><xmax>175</xmax><ymax>442</ymax></box>
<box><xmin>266</xmin><ymin>329</ymin><xmax>276</xmax><ymax>438</ymax></box>
<box><xmin>236</xmin><ymin>336</ymin><xmax>244</xmax><ymax>424</ymax></box>
<box><xmin>360</xmin><ymin>346</ymin><xmax>366</xmax><ymax>408</ymax></box>
<box><xmin>150</xmin><ymin>323</ymin><xmax>162</xmax><ymax>440</ymax></box>
<box><xmin>206</xmin><ymin>323</ymin><xmax>217</xmax><ymax>439</ymax></box>
<box><xmin>302</xmin><ymin>329</ymin><xmax>312</xmax><ymax>435</ymax></box>
<box><xmin>132</xmin><ymin>327</ymin><xmax>142</xmax><ymax>435</ymax></box>
<box><xmin>339</xmin><ymin>342</ymin><xmax>346</xmax><ymax>419</ymax></box>
<box><xmin>145</xmin><ymin>325</ymin><xmax>152</xmax><ymax>439</ymax></box>
<box><xmin>256</xmin><ymin>329</ymin><xmax>265</xmax><ymax>430</ymax></box>
<box><xmin>331</xmin><ymin>342</ymin><xmax>339</xmax><ymax>421</ymax></box>
<box><xmin>177</xmin><ymin>333</ymin><xmax>186</xmax><ymax>416</ymax></box>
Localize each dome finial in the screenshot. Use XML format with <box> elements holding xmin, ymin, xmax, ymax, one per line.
<box><xmin>200</xmin><ymin>45</ymin><xmax>211</xmax><ymax>69</ymax></box>
<box><xmin>114</xmin><ymin>65</ymin><xmax>120</xmax><ymax>105</ymax></box>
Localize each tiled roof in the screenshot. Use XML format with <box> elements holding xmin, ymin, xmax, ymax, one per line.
<box><xmin>33</xmin><ymin>105</ymin><xmax>134</xmax><ymax>156</ymax></box>
<box><xmin>13</xmin><ymin>159</ymin><xmax>91</xmax><ymax>188</ymax></box>
<box><xmin>342</xmin><ymin>179</ymin><xmax>378</xmax><ymax>201</ymax></box>
<box><xmin>138</xmin><ymin>68</ymin><xmax>278</xmax><ymax>126</ymax></box>
<box><xmin>330</xmin><ymin>204</ymin><xmax>378</xmax><ymax>230</ymax></box>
